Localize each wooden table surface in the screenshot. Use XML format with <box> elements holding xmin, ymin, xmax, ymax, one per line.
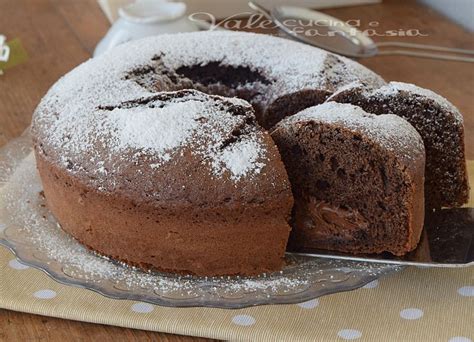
<box><xmin>0</xmin><ymin>0</ymin><xmax>473</xmax><ymax>340</ymax></box>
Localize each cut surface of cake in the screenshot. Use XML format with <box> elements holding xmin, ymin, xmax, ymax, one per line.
<box><xmin>271</xmin><ymin>102</ymin><xmax>426</xmax><ymax>255</ymax></box>
<box><xmin>328</xmin><ymin>81</ymin><xmax>469</xmax><ymax>209</ymax></box>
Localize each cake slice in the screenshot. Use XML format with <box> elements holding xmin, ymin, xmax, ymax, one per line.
<box><xmin>328</xmin><ymin>81</ymin><xmax>469</xmax><ymax>209</ymax></box>
<box><xmin>271</xmin><ymin>102</ymin><xmax>425</xmax><ymax>256</ymax></box>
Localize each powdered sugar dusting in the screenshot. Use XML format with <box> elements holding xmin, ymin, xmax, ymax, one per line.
<box><xmin>374</xmin><ymin>82</ymin><xmax>463</xmax><ymax>123</ymax></box>
<box><xmin>35</xmin><ymin>88</ymin><xmax>271</xmax><ymax>191</ymax></box>
<box><xmin>325</xmin><ymin>80</ymin><xmax>366</xmax><ymax>102</ymax></box>
<box><xmin>280</xmin><ymin>102</ymin><xmax>425</xmax><ymax>160</ymax></box>
<box><xmin>214</xmin><ymin>137</ymin><xmax>265</xmax><ymax>181</ymax></box>
<box><xmin>104</xmin><ymin>92</ymin><xmax>267</xmax><ymax>179</ymax></box>
<box><xmin>32</xmin><ymin>31</ymin><xmax>385</xmax><ymax>189</ymax></box>
<box><xmin>106</xmin><ymin>102</ymin><xmax>200</xmax><ymax>167</ymax></box>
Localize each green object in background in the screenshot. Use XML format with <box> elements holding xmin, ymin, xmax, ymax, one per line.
<box><xmin>0</xmin><ymin>38</ymin><xmax>28</xmax><ymax>73</ymax></box>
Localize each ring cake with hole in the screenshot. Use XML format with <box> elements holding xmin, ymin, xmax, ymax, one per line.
<box><xmin>31</xmin><ymin>31</ymin><xmax>468</xmax><ymax>276</ymax></box>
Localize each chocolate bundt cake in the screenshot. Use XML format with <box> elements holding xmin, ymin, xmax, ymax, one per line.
<box><xmin>271</xmin><ymin>102</ymin><xmax>425</xmax><ymax>255</ymax></box>
<box><xmin>31</xmin><ymin>30</ymin><xmax>467</xmax><ymax>274</ymax></box>
<box><xmin>31</xmin><ymin>31</ymin><xmax>386</xmax><ymax>276</ymax></box>
<box><xmin>328</xmin><ymin>81</ymin><xmax>469</xmax><ymax>209</ymax></box>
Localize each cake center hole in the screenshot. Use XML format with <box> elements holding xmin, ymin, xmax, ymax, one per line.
<box><xmin>175</xmin><ymin>62</ymin><xmax>271</xmax><ymax>88</ymax></box>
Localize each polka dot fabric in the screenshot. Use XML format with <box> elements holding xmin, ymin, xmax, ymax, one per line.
<box><xmin>1</xmin><ymin>161</ymin><xmax>474</xmax><ymax>341</ymax></box>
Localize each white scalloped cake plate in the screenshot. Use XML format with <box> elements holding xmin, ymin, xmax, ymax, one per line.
<box><xmin>0</xmin><ymin>132</ymin><xmax>402</xmax><ymax>308</ymax></box>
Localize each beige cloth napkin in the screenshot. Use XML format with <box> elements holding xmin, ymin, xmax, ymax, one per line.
<box><xmin>1</xmin><ymin>162</ymin><xmax>473</xmax><ymax>340</ymax></box>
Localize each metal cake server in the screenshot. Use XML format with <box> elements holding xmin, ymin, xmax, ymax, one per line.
<box><xmin>248</xmin><ymin>1</ymin><xmax>474</xmax><ymax>63</ymax></box>
<box><xmin>287</xmin><ymin>208</ymin><xmax>474</xmax><ymax>268</ymax></box>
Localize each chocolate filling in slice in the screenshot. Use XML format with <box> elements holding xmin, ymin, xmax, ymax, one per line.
<box><xmin>272</xmin><ymin>102</ymin><xmax>426</xmax><ymax>256</ymax></box>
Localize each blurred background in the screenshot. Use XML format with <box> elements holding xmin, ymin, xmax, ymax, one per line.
<box><xmin>97</xmin><ymin>0</ymin><xmax>474</xmax><ymax>32</ymax></box>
